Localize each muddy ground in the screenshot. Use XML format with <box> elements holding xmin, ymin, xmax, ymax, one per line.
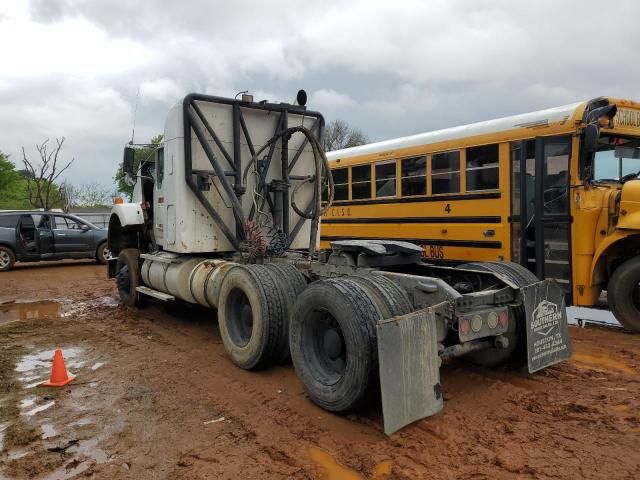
<box><xmin>0</xmin><ymin>261</ymin><xmax>638</xmax><ymax>479</ymax></box>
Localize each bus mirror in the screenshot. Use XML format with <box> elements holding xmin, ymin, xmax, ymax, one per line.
<box><xmin>123</xmin><ymin>147</ymin><xmax>135</xmax><ymax>175</ymax></box>
<box><xmin>583</xmin><ymin>124</ymin><xmax>599</xmax><ymax>153</ymax></box>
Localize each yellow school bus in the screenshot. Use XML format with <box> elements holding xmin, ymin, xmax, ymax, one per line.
<box><xmin>321</xmin><ymin>97</ymin><xmax>640</xmax><ymax>331</ymax></box>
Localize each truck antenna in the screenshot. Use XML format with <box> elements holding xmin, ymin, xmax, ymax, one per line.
<box><xmin>130</xmin><ymin>88</ymin><xmax>140</xmax><ymax>145</ymax></box>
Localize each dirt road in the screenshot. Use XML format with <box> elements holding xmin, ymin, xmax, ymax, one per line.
<box><xmin>1</xmin><ymin>262</ymin><xmax>639</xmax><ymax>479</ymax></box>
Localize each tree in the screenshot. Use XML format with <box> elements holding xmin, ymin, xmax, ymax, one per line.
<box><xmin>21</xmin><ymin>138</ymin><xmax>74</xmax><ymax>210</ymax></box>
<box><xmin>0</xmin><ymin>151</ymin><xmax>31</xmax><ymax>209</ymax></box>
<box><xmin>324</xmin><ymin>119</ymin><xmax>369</xmax><ymax>151</ymax></box>
<box><xmin>0</xmin><ymin>151</ymin><xmax>20</xmax><ymax>192</ymax></box>
<box><xmin>114</xmin><ymin>134</ymin><xmax>163</xmax><ymax>200</ymax></box>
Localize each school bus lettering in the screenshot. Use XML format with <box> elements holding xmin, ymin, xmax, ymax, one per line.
<box><xmin>444</xmin><ymin>203</ymin><xmax>451</xmax><ymax>214</ymax></box>
<box><xmin>328</xmin><ymin>207</ymin><xmax>351</xmax><ymax>217</ymax></box>
<box><xmin>424</xmin><ymin>245</ymin><xmax>445</xmax><ymax>259</ymax></box>
<box><xmin>615</xmin><ymin>108</ymin><xmax>640</xmax><ymax>129</ymax></box>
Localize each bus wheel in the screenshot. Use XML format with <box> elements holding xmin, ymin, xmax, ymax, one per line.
<box><xmin>608</xmin><ymin>257</ymin><xmax>640</xmax><ymax>333</ymax></box>
<box><xmin>456</xmin><ymin>262</ymin><xmax>533</xmax><ymax>367</ymax></box>
<box><xmin>116</xmin><ymin>248</ymin><xmax>142</xmax><ymax>307</ymax></box>
<box><xmin>289</xmin><ymin>278</ymin><xmax>380</xmax><ymax>412</ymax></box>
<box><xmin>217</xmin><ymin>265</ymin><xmax>286</xmax><ymax>370</ymax></box>
<box><xmin>263</xmin><ymin>264</ymin><xmax>308</xmax><ymax>362</ymax></box>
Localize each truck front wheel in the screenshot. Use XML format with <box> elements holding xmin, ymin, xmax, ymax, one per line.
<box><xmin>608</xmin><ymin>257</ymin><xmax>640</xmax><ymax>332</ymax></box>
<box><xmin>116</xmin><ymin>248</ymin><xmax>142</xmax><ymax>307</ymax></box>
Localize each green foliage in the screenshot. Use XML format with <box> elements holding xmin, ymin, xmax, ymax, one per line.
<box><xmin>0</xmin><ymin>152</ymin><xmax>31</xmax><ymax>209</ymax></box>
<box><xmin>114</xmin><ymin>134</ymin><xmax>163</xmax><ymax>200</ymax></box>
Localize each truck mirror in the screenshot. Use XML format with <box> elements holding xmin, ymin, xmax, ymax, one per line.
<box><xmin>123</xmin><ymin>147</ymin><xmax>135</xmax><ymax>175</ymax></box>
<box><xmin>583</xmin><ymin>124</ymin><xmax>599</xmax><ymax>153</ymax></box>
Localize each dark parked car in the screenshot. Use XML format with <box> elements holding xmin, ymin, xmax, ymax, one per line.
<box><xmin>0</xmin><ymin>211</ymin><xmax>110</xmax><ymax>272</ymax></box>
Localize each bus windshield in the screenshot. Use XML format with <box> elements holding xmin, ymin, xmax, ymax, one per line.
<box><xmin>593</xmin><ymin>135</ymin><xmax>640</xmax><ymax>181</ymax></box>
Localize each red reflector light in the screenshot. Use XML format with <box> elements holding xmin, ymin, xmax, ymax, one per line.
<box><xmin>460</xmin><ymin>317</ymin><xmax>470</xmax><ymax>335</ymax></box>
<box><xmin>499</xmin><ymin>311</ymin><xmax>508</xmax><ymax>328</ymax></box>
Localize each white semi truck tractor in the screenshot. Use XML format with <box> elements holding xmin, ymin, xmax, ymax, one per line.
<box><xmin>107</xmin><ymin>92</ymin><xmax>572</xmax><ymax>434</ymax></box>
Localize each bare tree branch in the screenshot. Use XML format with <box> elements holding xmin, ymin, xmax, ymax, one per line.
<box><xmin>324</xmin><ymin>119</ymin><xmax>369</xmax><ymax>151</ymax></box>
<box><xmin>21</xmin><ymin>137</ymin><xmax>74</xmax><ymax>210</ymax></box>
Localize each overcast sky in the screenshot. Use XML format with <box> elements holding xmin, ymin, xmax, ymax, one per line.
<box><xmin>1</xmin><ymin>0</ymin><xmax>639</xmax><ymax>190</ymax></box>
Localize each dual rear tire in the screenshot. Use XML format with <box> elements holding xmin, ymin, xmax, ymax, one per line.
<box><xmin>217</xmin><ymin>267</ymin><xmax>413</xmax><ymax>413</ymax></box>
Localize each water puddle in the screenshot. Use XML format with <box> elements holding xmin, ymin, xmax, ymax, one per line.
<box><xmin>309</xmin><ymin>447</ymin><xmax>392</xmax><ymax>480</ymax></box>
<box><xmin>572</xmin><ymin>353</ymin><xmax>635</xmax><ymax>375</ymax></box>
<box><xmin>0</xmin><ymin>422</ymin><xmax>9</xmax><ymax>451</ymax></box>
<box><xmin>23</xmin><ymin>401</ymin><xmax>55</xmax><ymax>417</ymax></box>
<box><xmin>0</xmin><ymin>300</ymin><xmax>60</xmax><ymax>326</ymax></box>
<box><xmin>16</xmin><ymin>347</ymin><xmax>84</xmax><ymax>378</ymax></box>
<box><xmin>41</xmin><ymin>423</ymin><xmax>57</xmax><ymax>439</ymax></box>
<box><xmin>42</xmin><ymin>438</ymin><xmax>109</xmax><ymax>480</ymax></box>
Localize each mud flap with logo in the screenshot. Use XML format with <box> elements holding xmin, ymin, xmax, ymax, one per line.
<box><xmin>522</xmin><ymin>279</ymin><xmax>572</xmax><ymax>373</ymax></box>
<box><xmin>376</xmin><ymin>307</ymin><xmax>443</xmax><ymax>435</ymax></box>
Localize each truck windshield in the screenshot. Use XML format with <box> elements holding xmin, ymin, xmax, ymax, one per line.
<box><xmin>593</xmin><ymin>135</ymin><xmax>640</xmax><ymax>181</ymax></box>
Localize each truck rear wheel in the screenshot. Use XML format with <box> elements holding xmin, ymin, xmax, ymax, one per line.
<box><xmin>263</xmin><ymin>264</ymin><xmax>308</xmax><ymax>361</ymax></box>
<box><xmin>217</xmin><ymin>265</ymin><xmax>286</xmax><ymax>370</ymax></box>
<box><xmin>289</xmin><ymin>278</ymin><xmax>381</xmax><ymax>412</ymax></box>
<box><xmin>116</xmin><ymin>248</ymin><xmax>142</xmax><ymax>307</ymax></box>
<box><xmin>349</xmin><ymin>273</ymin><xmax>413</xmax><ymax>318</ymax></box>
<box><xmin>457</xmin><ymin>262</ymin><xmax>533</xmax><ymax>367</ymax></box>
<box><xmin>608</xmin><ymin>257</ymin><xmax>640</xmax><ymax>332</ymax></box>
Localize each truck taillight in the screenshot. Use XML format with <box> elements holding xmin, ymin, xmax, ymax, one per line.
<box><xmin>460</xmin><ymin>317</ymin><xmax>470</xmax><ymax>335</ymax></box>
<box><xmin>499</xmin><ymin>311</ymin><xmax>508</xmax><ymax>329</ymax></box>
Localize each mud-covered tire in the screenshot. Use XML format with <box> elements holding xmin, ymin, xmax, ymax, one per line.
<box><xmin>457</xmin><ymin>261</ymin><xmax>534</xmax><ymax>367</ymax></box>
<box><xmin>461</xmin><ymin>261</ymin><xmax>538</xmax><ymax>287</ymax></box>
<box><xmin>289</xmin><ymin>278</ymin><xmax>381</xmax><ymax>412</ymax></box>
<box><xmin>0</xmin><ymin>246</ymin><xmax>16</xmax><ymax>272</ymax></box>
<box><xmin>263</xmin><ymin>263</ymin><xmax>308</xmax><ymax>360</ymax></box>
<box><xmin>218</xmin><ymin>265</ymin><xmax>286</xmax><ymax>370</ymax></box>
<box><xmin>608</xmin><ymin>257</ymin><xmax>640</xmax><ymax>332</ymax></box>
<box><xmin>116</xmin><ymin>248</ymin><xmax>141</xmax><ymax>307</ymax></box>
<box><xmin>96</xmin><ymin>242</ymin><xmax>110</xmax><ymax>265</ymax></box>
<box><xmin>348</xmin><ymin>273</ymin><xmax>413</xmax><ymax>318</ymax></box>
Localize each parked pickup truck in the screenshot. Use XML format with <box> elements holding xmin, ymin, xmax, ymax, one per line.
<box><xmin>0</xmin><ymin>211</ymin><xmax>109</xmax><ymax>272</ymax></box>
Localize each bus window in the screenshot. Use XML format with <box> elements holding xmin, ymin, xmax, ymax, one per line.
<box><xmin>466</xmin><ymin>144</ymin><xmax>499</xmax><ymax>191</ymax></box>
<box><xmin>401</xmin><ymin>156</ymin><xmax>426</xmax><ymax>196</ymax></box>
<box><xmin>593</xmin><ymin>135</ymin><xmax>640</xmax><ymax>180</ymax></box>
<box><xmin>351</xmin><ymin>164</ymin><xmax>371</xmax><ymax>200</ymax></box>
<box><xmin>543</xmin><ymin>142</ymin><xmax>570</xmax><ymax>215</ymax></box>
<box><xmin>431</xmin><ymin>151</ymin><xmax>460</xmax><ymax>194</ymax></box>
<box><xmin>375</xmin><ymin>161</ymin><xmax>396</xmax><ymax>198</ymax></box>
<box><xmin>333</xmin><ymin>167</ymin><xmax>348</xmax><ymax>201</ymax></box>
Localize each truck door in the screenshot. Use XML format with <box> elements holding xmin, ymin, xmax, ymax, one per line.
<box><xmin>511</xmin><ymin>136</ymin><xmax>572</xmax><ymax>298</ymax></box>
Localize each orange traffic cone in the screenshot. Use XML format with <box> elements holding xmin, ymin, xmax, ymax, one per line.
<box><xmin>42</xmin><ymin>349</ymin><xmax>76</xmax><ymax>387</ymax></box>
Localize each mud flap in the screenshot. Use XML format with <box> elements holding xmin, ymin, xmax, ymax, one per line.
<box><xmin>522</xmin><ymin>279</ymin><xmax>572</xmax><ymax>373</ymax></box>
<box><xmin>376</xmin><ymin>307</ymin><xmax>443</xmax><ymax>435</ymax></box>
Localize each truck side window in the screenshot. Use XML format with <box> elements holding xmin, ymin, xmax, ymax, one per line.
<box><xmin>156</xmin><ymin>147</ymin><xmax>164</xmax><ymax>189</ymax></box>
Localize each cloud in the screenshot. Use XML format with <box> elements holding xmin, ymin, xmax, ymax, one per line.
<box><xmin>0</xmin><ymin>0</ymin><xmax>638</xmax><ymax>190</ymax></box>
